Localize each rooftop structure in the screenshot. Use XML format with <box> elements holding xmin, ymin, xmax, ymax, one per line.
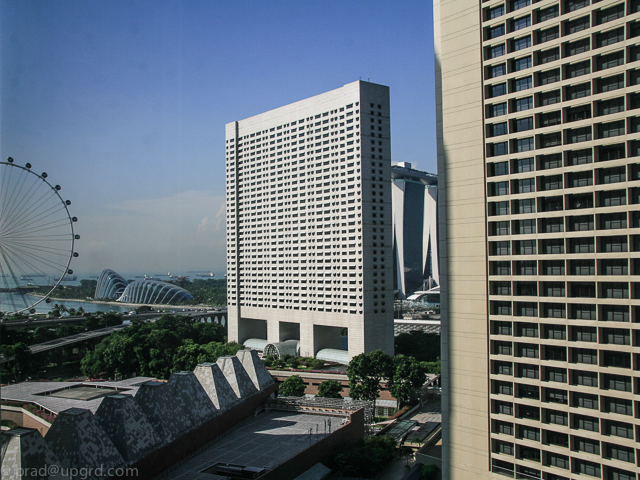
<box><xmin>226</xmin><ymin>80</ymin><xmax>394</xmax><ymax>360</ymax></box>
<box><xmin>94</xmin><ymin>268</ymin><xmax>193</xmax><ymax>304</ymax></box>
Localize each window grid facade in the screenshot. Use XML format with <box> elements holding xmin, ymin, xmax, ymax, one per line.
<box><xmin>225</xmin><ymin>81</ymin><xmax>394</xmax><ymax>359</ymax></box>
<box><xmin>482</xmin><ymin>1</ymin><xmax>640</xmax><ymax>479</ymax></box>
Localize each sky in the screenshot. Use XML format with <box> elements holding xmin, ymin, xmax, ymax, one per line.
<box><xmin>1</xmin><ymin>0</ymin><xmax>436</xmax><ymax>277</ymax></box>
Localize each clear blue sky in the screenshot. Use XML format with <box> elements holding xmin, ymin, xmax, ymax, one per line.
<box><xmin>1</xmin><ymin>0</ymin><xmax>436</xmax><ymax>276</ymax></box>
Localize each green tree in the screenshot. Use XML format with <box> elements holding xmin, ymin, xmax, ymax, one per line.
<box><xmin>317</xmin><ymin>380</ymin><xmax>343</xmax><ymax>399</ymax></box>
<box><xmin>333</xmin><ymin>435</ymin><xmax>396</xmax><ymax>478</ymax></box>
<box><xmin>347</xmin><ymin>350</ymin><xmax>393</xmax><ymax>411</ymax></box>
<box><xmin>389</xmin><ymin>355</ymin><xmax>429</xmax><ymax>406</ymax></box>
<box><xmin>395</xmin><ymin>331</ymin><xmax>440</xmax><ymax>362</ymax></box>
<box><xmin>279</xmin><ymin>375</ymin><xmax>306</xmax><ymax>397</ymax></box>
<box><xmin>1</xmin><ymin>343</ymin><xmax>33</xmax><ymax>382</ymax></box>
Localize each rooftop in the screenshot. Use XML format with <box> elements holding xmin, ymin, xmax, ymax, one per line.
<box><xmin>158</xmin><ymin>410</ymin><xmax>349</xmax><ymax>480</ymax></box>
<box><xmin>0</xmin><ymin>378</ymin><xmax>154</xmax><ymax>414</ymax></box>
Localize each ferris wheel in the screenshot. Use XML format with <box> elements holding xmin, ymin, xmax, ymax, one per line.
<box><xmin>0</xmin><ymin>158</ymin><xmax>79</xmax><ymax>314</ymax></box>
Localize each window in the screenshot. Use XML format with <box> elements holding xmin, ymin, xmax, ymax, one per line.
<box><xmin>515</xmin><ymin>178</ymin><xmax>535</xmax><ymax>193</ymax></box>
<box><xmin>517</xmin><ymin>363</ymin><xmax>539</xmax><ymax>378</ymax></box>
<box><xmin>596</xmin><ymin>50</ymin><xmax>624</xmax><ymax>71</ymax></box>
<box><xmin>495</xmin><ymin>380</ymin><xmax>513</xmax><ymax>395</ymax></box>
<box><xmin>603</xmin><ymin>397</ymin><xmax>633</xmax><ymax>415</ymax></box>
<box><xmin>516</xmin><ymin>321</ymin><xmax>537</xmax><ymax>336</ymax></box>
<box><xmin>604</xmin><ymin>419</ymin><xmax>633</xmax><ymax>439</ymax></box>
<box><xmin>596</xmin><ymin>97</ymin><xmax>624</xmax><ymax>116</ymax></box>
<box><xmin>599</xmin><ymin>189</ymin><xmax>626</xmax><ymax>207</ymax></box>
<box><xmin>564</xmin><ymin>15</ymin><xmax>590</xmax><ymax>35</ymax></box>
<box><xmin>567</xmin><ymin>170</ymin><xmax>592</xmax><ymax>187</ymax></box>
<box><xmin>489</xmin><ymin>122</ymin><xmax>508</xmax><ymax>137</ymax></box>
<box><xmin>566</xmin><ymin>0</ymin><xmax>589</xmax><ymax>12</ymax></box>
<box><xmin>544</xmin><ymin>345</ymin><xmax>566</xmax><ymax>361</ymax></box>
<box><xmin>538</xmin><ymin>68</ymin><xmax>559</xmax><ymax>85</ymax></box>
<box><xmin>573</xmin><ymin>436</ymin><xmax>600</xmax><ymax>454</ymax></box>
<box><xmin>512</xmin><ymin>15</ymin><xmax>531</xmax><ymax>31</ymax></box>
<box><xmin>598</xmin><ymin>143</ymin><xmax>625</xmax><ymax>161</ymax></box>
<box><xmin>543</xmin><ymin>324</ymin><xmax>565</xmax><ymax>339</ymax></box>
<box><xmin>517</xmin><ymin>342</ymin><xmax>538</xmax><ymax>357</ymax></box>
<box><xmin>538</xmin><ymin>90</ymin><xmax>560</xmax><ymax>106</ymax></box>
<box><xmin>569</xmin><ymin>215</ymin><xmax>594</xmax><ymax>231</ymax></box>
<box><xmin>565</xmin><ymin>37</ymin><xmax>589</xmax><ymax>57</ymax></box>
<box><xmin>601</xmin><ymin>304</ymin><xmax>629</xmax><ymax>321</ymax></box>
<box><xmin>490</xmin><ymin>44</ymin><xmax>506</xmax><ymax>59</ymax></box>
<box><xmin>491</xmin><ymin>142</ymin><xmax>508</xmax><ymax>157</ymax></box>
<box><xmin>517</xmin><ymin>404</ymin><xmax>539</xmax><ymax>420</ymax></box>
<box><xmin>489</xmin><ymin>5</ymin><xmax>505</xmax><ymax>19</ymax></box>
<box><xmin>489</xmin><ymin>24</ymin><xmax>505</xmax><ymax>39</ymax></box>
<box><xmin>490</xmin><ymin>221</ymin><xmax>510</xmax><ymax>236</ymax></box>
<box><xmin>490</xmin><ymin>161</ymin><xmax>509</xmax><ymax>176</ymax></box>
<box><xmin>546</xmin><ymin>409</ymin><xmax>567</xmax><ymax>425</ymax></box>
<box><xmin>513</xmin><ymin>117</ymin><xmax>533</xmax><ymax>132</ymax></box>
<box><xmin>494</xmin><ymin>420</ymin><xmax>514</xmax><ymax>434</ymax></box>
<box><xmin>511</xmin><ymin>0</ymin><xmax>530</xmax><ymax>11</ymax></box>
<box><xmin>596</xmin><ymin>27</ymin><xmax>624</xmax><ymax>48</ymax></box>
<box><xmin>491</xmin><ymin>241</ymin><xmax>510</xmax><ymax>255</ymax></box>
<box><xmin>514</xmin><ymin>137</ymin><xmax>533</xmax><ymax>152</ymax></box>
<box><xmin>570</xmin><ymin>304</ymin><xmax>595</xmax><ymax>320</ymax></box>
<box><xmin>537</xmin><ymin>26</ymin><xmax>558</xmax><ymax>43</ymax></box>
<box><xmin>565</xmin><ymin>82</ymin><xmax>590</xmax><ymax>100</ymax></box>
<box><xmin>603</xmin><ymin>373</ymin><xmax>631</xmax><ymax>390</ymax></box>
<box><xmin>517</xmin><ymin>385</ymin><xmax>540</xmax><ymax>400</ymax></box>
<box><xmin>512</xmin><ymin>35</ymin><xmax>532</xmax><ymax>51</ymax></box>
<box><xmin>494</xmin><ymin>360</ymin><xmax>512</xmax><ymax>375</ymax></box>
<box><xmin>546</xmin><ymin>388</ymin><xmax>568</xmax><ymax>404</ymax></box>
<box><xmin>515</xmin><ymin>240</ymin><xmax>536</xmax><ymax>255</ymax></box>
<box><xmin>542</xmin><ymin>282</ymin><xmax>565</xmax><ymax>297</ymax></box>
<box><xmin>570</xmin><ymin>259</ymin><xmax>595</xmax><ymax>275</ymax></box>
<box><xmin>565</xmin><ymin>104</ymin><xmax>590</xmax><ymax>123</ymax></box>
<box><xmin>572</xmin><ymin>348</ymin><xmax>597</xmax><ymax>364</ymax></box>
<box><xmin>491</xmin><ymin>64</ymin><xmax>507</xmax><ymax>80</ymax></box>
<box><xmin>572</xmin><ymin>369</ymin><xmax>597</xmax><ymax>386</ymax></box>
<box><xmin>605</xmin><ymin>445</ymin><xmax>635</xmax><ymax>464</ymax></box>
<box><xmin>602</xmin><ymin>350</ymin><xmax>630</xmax><ymax>368</ymax></box>
<box><xmin>515</xmin><ymin>96</ymin><xmax>533</xmax><ymax>111</ymax></box>
<box><xmin>493</xmin><ymin>300</ymin><xmax>512</xmax><ymax>315</ymax></box>
<box><xmin>515</xmin><ymin>260</ymin><xmax>537</xmax><ymax>275</ymax></box>
<box><xmin>572</xmin><ymin>392</ymin><xmax>598</xmax><ymax>409</ymax></box>
<box><xmin>491</xmin><ymin>83</ymin><xmax>507</xmax><ymax>97</ymax></box>
<box><xmin>596</xmin><ymin>73</ymin><xmax>624</xmax><ymax>94</ymax></box>
<box><xmin>514</xmin><ymin>219</ymin><xmax>536</xmax><ymax>234</ymax></box>
<box><xmin>492</xmin><ymin>261</ymin><xmax>511</xmax><ymax>275</ymax></box>
<box><xmin>572</xmin><ymin>327</ymin><xmax>597</xmax><ymax>344</ymax></box>
<box><xmin>566</xmin><ymin>148</ymin><xmax>592</xmax><ymax>165</ymax></box>
<box><xmin>567</xmin><ymin>192</ymin><xmax>593</xmax><ymax>209</ymax></box>
<box><xmin>545</xmin><ymin>367</ymin><xmax>567</xmax><ymax>383</ymax></box>
<box><xmin>514</xmin><ymin>198</ymin><xmax>536</xmax><ymax>214</ymax></box>
<box><xmin>565</xmin><ymin>59</ymin><xmax>590</xmax><ymax>78</ymax></box>
<box><xmin>518</xmin><ymin>425</ymin><xmax>539</xmax><ymax>441</ymax></box>
<box><xmin>596</xmin><ymin>3</ymin><xmax>624</xmax><ymax>25</ymax></box>
<box><xmin>539</xmin><ymin>153</ymin><xmax>562</xmax><ymax>170</ymax></box>
<box><xmin>567</xmin><ymin>126</ymin><xmax>591</xmax><ymax>143</ymax></box>
<box><xmin>513</xmin><ymin>76</ymin><xmax>532</xmax><ymax>91</ymax></box>
<box><xmin>599</xmin><ymin>213</ymin><xmax>627</xmax><ymax>230</ymax></box>
<box><xmin>599</xmin><ymin>166</ymin><xmax>626</xmax><ymax>184</ymax></box>
<box><xmin>538</xmin><ymin>5</ymin><xmax>558</xmax><ymax>22</ymax></box>
<box><xmin>599</xmin><ymin>235</ymin><xmax>627</xmax><ymax>252</ymax></box>
<box><xmin>538</xmin><ymin>47</ymin><xmax>559</xmax><ymax>64</ymax></box>
<box><xmin>513</xmin><ymin>56</ymin><xmax>531</xmax><ymax>72</ymax></box>
<box><xmin>598</xmin><ymin>120</ymin><xmax>625</xmax><ymax>138</ymax></box>
<box><xmin>541</xmin><ymin>260</ymin><xmax>563</xmax><ymax>275</ymax></box>
<box><xmin>495</xmin><ymin>400</ymin><xmax>513</xmax><ymax>415</ymax></box>
<box><xmin>546</xmin><ymin>431</ymin><xmax>568</xmax><ymax>448</ymax></box>
<box><xmin>540</xmin><ymin>217</ymin><xmax>563</xmax><ymax>232</ymax></box>
<box><xmin>573</xmin><ymin>414</ymin><xmax>599</xmax><ymax>433</ymax></box>
<box><xmin>491</xmin><ymin>102</ymin><xmax>507</xmax><ymax>117</ymax></box>
<box><xmin>514</xmin><ymin>157</ymin><xmax>534</xmax><ymax>172</ymax></box>
<box><xmin>542</xmin><ymin>175</ymin><xmax>562</xmax><ymax>190</ymax></box>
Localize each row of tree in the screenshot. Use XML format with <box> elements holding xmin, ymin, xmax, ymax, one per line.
<box><xmin>80</xmin><ymin>314</ymin><xmax>237</xmax><ymax>379</ymax></box>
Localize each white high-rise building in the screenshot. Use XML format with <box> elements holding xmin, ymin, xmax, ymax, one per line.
<box><xmin>436</xmin><ymin>0</ymin><xmax>640</xmax><ymax>479</ymax></box>
<box><xmin>225</xmin><ymin>81</ymin><xmax>394</xmax><ymax>361</ymax></box>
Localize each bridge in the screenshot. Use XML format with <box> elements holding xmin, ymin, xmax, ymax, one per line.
<box><xmin>0</xmin><ymin>309</ymin><xmax>228</xmax><ymax>364</ymax></box>
<box><xmin>0</xmin><ymin>309</ymin><xmax>228</xmax><ymax>331</ymax></box>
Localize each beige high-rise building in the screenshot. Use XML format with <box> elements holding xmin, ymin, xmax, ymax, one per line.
<box><xmin>225</xmin><ymin>81</ymin><xmax>394</xmax><ymax>362</ymax></box>
<box><xmin>436</xmin><ymin>0</ymin><xmax>640</xmax><ymax>479</ymax></box>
